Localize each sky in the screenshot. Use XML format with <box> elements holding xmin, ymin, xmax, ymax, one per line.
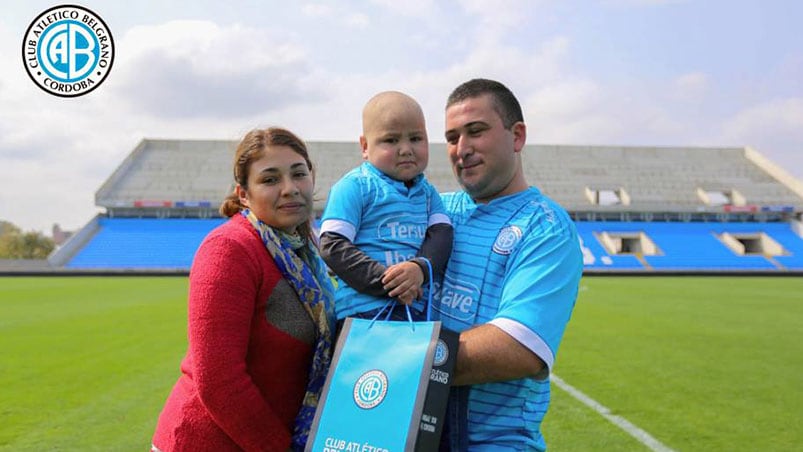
<box><xmin>2</xmin><ymin>0</ymin><xmax>802</xmax><ymax>234</ymax></box>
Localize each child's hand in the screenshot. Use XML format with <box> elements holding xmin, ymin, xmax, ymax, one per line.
<box><xmin>395</xmin><ymin>287</ymin><xmax>424</xmax><ymax>306</ymax></box>
<box><xmin>382</xmin><ymin>261</ymin><xmax>424</xmax><ymax>305</ymax></box>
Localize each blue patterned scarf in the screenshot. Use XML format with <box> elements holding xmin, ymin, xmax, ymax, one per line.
<box><xmin>242</xmin><ymin>210</ymin><xmax>335</xmax><ymax>450</ymax></box>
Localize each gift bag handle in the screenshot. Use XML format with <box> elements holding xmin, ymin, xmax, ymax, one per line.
<box><xmin>423</xmin><ymin>257</ymin><xmax>433</xmax><ymax>321</ymax></box>
<box><xmin>369</xmin><ymin>257</ymin><xmax>434</xmax><ymax>330</ymax></box>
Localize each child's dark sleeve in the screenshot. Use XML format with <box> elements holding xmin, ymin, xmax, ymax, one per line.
<box><xmin>319</xmin><ymin>231</ymin><xmax>388</xmax><ymax>297</ymax></box>
<box><xmin>412</xmin><ymin>223</ymin><xmax>454</xmax><ymax>283</ymax></box>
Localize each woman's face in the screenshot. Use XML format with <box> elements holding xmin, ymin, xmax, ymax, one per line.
<box><xmin>237</xmin><ymin>145</ymin><xmax>314</xmax><ymax>234</ymax></box>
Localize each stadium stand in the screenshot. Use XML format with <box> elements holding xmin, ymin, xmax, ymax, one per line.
<box><xmin>66</xmin><ymin>218</ymin><xmax>225</xmax><ymax>269</ymax></box>
<box><xmin>578</xmin><ymin>221</ymin><xmax>803</xmax><ymax>271</ymax></box>
<box><xmin>47</xmin><ymin>139</ymin><xmax>803</xmax><ymax>273</ymax></box>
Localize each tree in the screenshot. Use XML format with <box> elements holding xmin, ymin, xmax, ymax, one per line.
<box><xmin>0</xmin><ymin>220</ymin><xmax>55</xmax><ymax>259</ymax></box>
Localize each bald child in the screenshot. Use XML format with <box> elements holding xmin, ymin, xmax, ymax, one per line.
<box><xmin>319</xmin><ymin>91</ymin><xmax>453</xmax><ymax>322</ymax></box>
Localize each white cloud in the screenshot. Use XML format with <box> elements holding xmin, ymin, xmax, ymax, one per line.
<box><xmin>451</xmin><ymin>35</ymin><xmax>570</xmax><ymax>88</ymax></box>
<box><xmin>528</xmin><ymin>79</ymin><xmax>602</xmax><ymax>118</ymax></box>
<box><xmin>602</xmin><ymin>0</ymin><xmax>688</xmax><ymax>6</ymax></box>
<box><xmin>723</xmin><ymin>98</ymin><xmax>803</xmax><ymax>135</ymax></box>
<box><xmin>360</xmin><ymin>34</ymin><xmax>579</xmax><ymax>141</ymax></box>
<box><xmin>345</xmin><ymin>12</ymin><xmax>370</xmax><ymax>28</ymax></box>
<box><xmin>300</xmin><ymin>4</ymin><xmax>369</xmax><ymax>29</ymax></box>
<box><xmin>120</xmin><ymin>20</ymin><xmax>308</xmax><ymax>76</ymax></box>
<box><xmin>673</xmin><ymin>71</ymin><xmax>708</xmax><ymax>101</ymax></box>
<box><xmin>302</xmin><ymin>3</ymin><xmax>332</xmax><ymax>16</ymax></box>
<box><xmin>369</xmin><ymin>0</ymin><xmax>437</xmax><ymax>17</ymax></box>
<box><xmin>458</xmin><ymin>0</ymin><xmax>537</xmax><ymax>26</ymax></box>
<box><xmin>519</xmin><ymin>72</ymin><xmax>698</xmax><ymax>147</ymax></box>
<box><xmin>0</xmin><ymin>97</ymin><xmax>136</xmax><ymax>232</ymax></box>
<box><xmin>110</xmin><ymin>20</ymin><xmax>321</xmax><ymax>119</ymax></box>
<box><xmin>719</xmin><ymin>98</ymin><xmax>803</xmax><ymax>178</ymax></box>
<box><xmin>525</xmin><ymin>79</ymin><xmax>635</xmax><ymax>145</ymax></box>
<box><xmin>456</xmin><ymin>0</ymin><xmax>541</xmax><ymax>45</ymax></box>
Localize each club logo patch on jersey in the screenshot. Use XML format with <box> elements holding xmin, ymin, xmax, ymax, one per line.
<box><xmin>493</xmin><ymin>225</ymin><xmax>522</xmax><ymax>255</ymax></box>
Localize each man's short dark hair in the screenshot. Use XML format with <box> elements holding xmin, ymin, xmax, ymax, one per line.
<box><xmin>446</xmin><ymin>78</ymin><xmax>524</xmax><ymax>128</ymax></box>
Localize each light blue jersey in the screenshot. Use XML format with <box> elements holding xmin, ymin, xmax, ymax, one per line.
<box><xmin>320</xmin><ymin>162</ymin><xmax>451</xmax><ymax>319</ymax></box>
<box><xmin>436</xmin><ymin>188</ymin><xmax>582</xmax><ymax>451</ymax></box>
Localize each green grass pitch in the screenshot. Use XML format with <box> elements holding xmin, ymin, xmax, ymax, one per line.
<box><xmin>1</xmin><ymin>276</ymin><xmax>801</xmax><ymax>451</ymax></box>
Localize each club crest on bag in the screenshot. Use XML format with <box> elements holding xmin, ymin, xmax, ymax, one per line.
<box><xmin>353</xmin><ymin>370</ymin><xmax>388</xmax><ymax>409</ymax></box>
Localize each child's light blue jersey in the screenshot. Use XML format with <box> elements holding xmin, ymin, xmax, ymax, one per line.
<box><xmin>436</xmin><ymin>187</ymin><xmax>582</xmax><ymax>451</ymax></box>
<box><xmin>320</xmin><ymin>162</ymin><xmax>450</xmax><ymax>319</ymax></box>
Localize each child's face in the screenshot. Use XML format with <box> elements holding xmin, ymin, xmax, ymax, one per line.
<box><xmin>361</xmin><ymin>106</ymin><xmax>428</xmax><ymax>182</ymax></box>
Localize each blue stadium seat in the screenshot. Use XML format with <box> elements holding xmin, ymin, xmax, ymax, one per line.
<box><xmin>576</xmin><ymin>221</ymin><xmax>803</xmax><ymax>271</ymax></box>
<box><xmin>65</xmin><ymin>217</ymin><xmax>803</xmax><ymax>271</ymax></box>
<box><xmin>67</xmin><ymin>218</ymin><xmax>226</xmax><ymax>269</ymax></box>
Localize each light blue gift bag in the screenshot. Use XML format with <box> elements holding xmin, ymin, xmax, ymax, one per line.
<box><xmin>306</xmin><ymin>261</ymin><xmax>458</xmax><ymax>452</ymax></box>
<box><xmin>305</xmin><ymin>312</ymin><xmax>440</xmax><ymax>452</ymax></box>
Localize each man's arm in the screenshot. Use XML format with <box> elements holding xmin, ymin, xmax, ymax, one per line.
<box><xmin>412</xmin><ymin>223</ymin><xmax>453</xmax><ymax>283</ymax></box>
<box><xmin>453</xmin><ymin>324</ymin><xmax>545</xmax><ymax>386</ymax></box>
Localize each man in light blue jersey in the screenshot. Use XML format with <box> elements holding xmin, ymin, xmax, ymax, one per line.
<box><xmin>437</xmin><ymin>79</ymin><xmax>583</xmax><ymax>451</ymax></box>
<box><xmin>320</xmin><ymin>91</ymin><xmax>453</xmax><ymax>324</ymax></box>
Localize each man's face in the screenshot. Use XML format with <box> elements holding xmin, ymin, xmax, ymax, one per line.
<box><xmin>444</xmin><ymin>94</ymin><xmax>524</xmax><ymax>203</ymax></box>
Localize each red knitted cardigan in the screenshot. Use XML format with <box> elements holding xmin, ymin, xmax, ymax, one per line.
<box><xmin>153</xmin><ymin>214</ymin><xmax>315</xmax><ymax>451</ymax></box>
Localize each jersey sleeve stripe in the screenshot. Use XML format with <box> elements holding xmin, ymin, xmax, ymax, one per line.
<box><xmin>427</xmin><ymin>212</ymin><xmax>452</xmax><ymax>227</ymax></box>
<box><xmin>319</xmin><ymin>219</ymin><xmax>357</xmax><ymax>242</ymax></box>
<box><xmin>489</xmin><ymin>317</ymin><xmax>555</xmax><ymax>374</ymax></box>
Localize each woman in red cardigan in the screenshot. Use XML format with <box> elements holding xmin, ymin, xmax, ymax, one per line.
<box><xmin>152</xmin><ymin>127</ymin><xmax>335</xmax><ymax>451</ymax></box>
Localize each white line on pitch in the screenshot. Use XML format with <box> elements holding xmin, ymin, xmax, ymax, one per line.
<box><xmin>551</xmin><ymin>374</ymin><xmax>675</xmax><ymax>452</ymax></box>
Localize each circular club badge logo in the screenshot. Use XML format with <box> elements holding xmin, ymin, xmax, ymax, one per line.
<box><xmin>493</xmin><ymin>225</ymin><xmax>523</xmax><ymax>255</ymax></box>
<box><xmin>353</xmin><ymin>370</ymin><xmax>388</xmax><ymax>410</ymax></box>
<box><xmin>22</xmin><ymin>5</ymin><xmax>114</xmax><ymax>97</ymax></box>
<box><xmin>433</xmin><ymin>338</ymin><xmax>449</xmax><ymax>366</ymax></box>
